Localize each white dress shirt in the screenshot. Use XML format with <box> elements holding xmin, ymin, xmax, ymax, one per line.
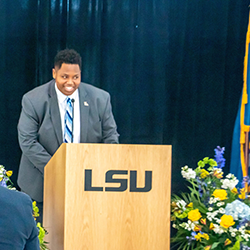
<box><xmin>55</xmin><ymin>83</ymin><xmax>81</xmax><ymax>143</ymax></box>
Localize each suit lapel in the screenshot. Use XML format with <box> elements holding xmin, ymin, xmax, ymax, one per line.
<box><xmin>79</xmin><ymin>83</ymin><xmax>90</xmax><ymax>142</ymax></box>
<box><xmin>48</xmin><ymin>80</ymin><xmax>63</xmax><ymax>145</ymax></box>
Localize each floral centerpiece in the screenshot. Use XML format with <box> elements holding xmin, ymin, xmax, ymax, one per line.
<box><xmin>0</xmin><ymin>165</ymin><xmax>49</xmax><ymax>250</ymax></box>
<box><xmin>171</xmin><ymin>147</ymin><xmax>250</xmax><ymax>250</ymax></box>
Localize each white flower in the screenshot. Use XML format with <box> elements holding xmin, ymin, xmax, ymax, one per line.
<box><xmin>209</xmin><ymin>197</ymin><xmax>220</xmax><ymax>204</ymax></box>
<box><xmin>207</xmin><ymin>211</ymin><xmax>219</xmax><ymax>221</ymax></box>
<box><xmin>179</xmin><ymin>220</ymin><xmax>196</xmax><ymax>231</ymax></box>
<box><xmin>231</xmin><ymin>232</ymin><xmax>236</xmax><ymax>237</ymax></box>
<box><xmin>217</xmin><ymin>202</ymin><xmax>225</xmax><ymax>207</ymax></box>
<box><xmin>226</xmin><ymin>173</ymin><xmax>236</xmax><ymax>179</ymax></box>
<box><xmin>176</xmin><ymin>200</ymin><xmax>187</xmax><ymax>210</ymax></box>
<box><xmin>218</xmin><ymin>208</ymin><xmax>225</xmax><ymax>214</ymax></box>
<box><xmin>208</xmin><ymin>207</ymin><xmax>213</xmax><ymax>211</ymax></box>
<box><xmin>214</xmin><ymin>167</ymin><xmax>223</xmax><ymax>173</ymax></box>
<box><xmin>215</xmin><ymin>218</ymin><xmax>221</xmax><ymax>224</ymax></box>
<box><xmin>0</xmin><ymin>165</ymin><xmax>4</xmax><ymax>178</ymax></box>
<box><xmin>213</xmin><ymin>224</ymin><xmax>224</xmax><ymax>234</ymax></box>
<box><xmin>181</xmin><ymin>166</ymin><xmax>196</xmax><ymax>180</ymax></box>
<box><xmin>221</xmin><ymin>178</ymin><xmax>238</xmax><ymax>190</ymax></box>
<box><xmin>229</xmin><ymin>227</ymin><xmax>237</xmax><ymax>233</ymax></box>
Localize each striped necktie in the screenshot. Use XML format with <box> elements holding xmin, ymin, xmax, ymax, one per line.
<box><xmin>64</xmin><ymin>97</ymin><xmax>73</xmax><ymax>143</ymax></box>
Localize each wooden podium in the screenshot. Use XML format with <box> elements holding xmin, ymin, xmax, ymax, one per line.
<box><xmin>43</xmin><ymin>143</ymin><xmax>171</xmax><ymax>250</ymax></box>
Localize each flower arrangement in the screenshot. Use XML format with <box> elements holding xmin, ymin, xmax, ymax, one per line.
<box><xmin>0</xmin><ymin>165</ymin><xmax>49</xmax><ymax>250</ymax></box>
<box><xmin>171</xmin><ymin>147</ymin><xmax>250</xmax><ymax>250</ymax></box>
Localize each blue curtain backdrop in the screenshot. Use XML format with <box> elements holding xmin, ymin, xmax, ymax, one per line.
<box><xmin>0</xmin><ymin>0</ymin><xmax>250</xmax><ymax>198</ymax></box>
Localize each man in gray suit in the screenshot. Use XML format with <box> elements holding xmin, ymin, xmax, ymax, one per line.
<box><xmin>17</xmin><ymin>49</ymin><xmax>119</xmax><ymax>222</ymax></box>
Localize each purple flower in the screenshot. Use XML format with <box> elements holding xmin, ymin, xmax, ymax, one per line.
<box><xmin>241</xmin><ymin>176</ymin><xmax>250</xmax><ymax>189</ymax></box>
<box><xmin>214</xmin><ymin>146</ymin><xmax>225</xmax><ymax>169</ymax></box>
<box><xmin>242</xmin><ymin>244</ymin><xmax>250</xmax><ymax>250</ymax></box>
<box><xmin>0</xmin><ymin>179</ymin><xmax>7</xmax><ymax>187</ymax></box>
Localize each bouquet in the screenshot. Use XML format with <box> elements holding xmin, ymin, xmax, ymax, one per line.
<box><xmin>171</xmin><ymin>147</ymin><xmax>250</xmax><ymax>250</ymax></box>
<box><xmin>0</xmin><ymin>165</ymin><xmax>49</xmax><ymax>250</ymax></box>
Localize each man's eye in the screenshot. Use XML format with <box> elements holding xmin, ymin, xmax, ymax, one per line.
<box><xmin>62</xmin><ymin>76</ymin><xmax>67</xmax><ymax>79</ymax></box>
<box><xmin>73</xmin><ymin>76</ymin><xmax>78</xmax><ymax>80</ymax></box>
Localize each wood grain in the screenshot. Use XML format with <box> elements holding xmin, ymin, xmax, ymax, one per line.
<box><xmin>44</xmin><ymin>143</ymin><xmax>171</xmax><ymax>250</ymax></box>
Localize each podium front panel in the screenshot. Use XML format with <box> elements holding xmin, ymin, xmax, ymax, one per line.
<box><xmin>44</xmin><ymin>143</ymin><xmax>171</xmax><ymax>250</ymax></box>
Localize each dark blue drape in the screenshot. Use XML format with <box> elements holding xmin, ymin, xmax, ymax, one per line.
<box><xmin>0</xmin><ymin>0</ymin><xmax>250</xmax><ymax>197</ymax></box>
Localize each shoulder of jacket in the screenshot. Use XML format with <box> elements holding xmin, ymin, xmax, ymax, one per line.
<box><xmin>23</xmin><ymin>80</ymin><xmax>53</xmax><ymax>99</ymax></box>
<box><xmin>80</xmin><ymin>82</ymin><xmax>110</xmax><ymax>97</ymax></box>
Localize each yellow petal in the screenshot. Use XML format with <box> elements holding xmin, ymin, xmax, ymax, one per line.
<box><xmin>202</xmin><ymin>233</ymin><xmax>209</xmax><ymax>240</ymax></box>
<box><xmin>224</xmin><ymin>238</ymin><xmax>232</xmax><ymax>246</ymax></box>
<box><xmin>200</xmin><ymin>218</ymin><xmax>206</xmax><ymax>225</ymax></box>
<box><xmin>194</xmin><ymin>225</ymin><xmax>202</xmax><ymax>231</ymax></box>
<box><xmin>6</xmin><ymin>171</ymin><xmax>12</xmax><ymax>177</ymax></box>
<box><xmin>239</xmin><ymin>193</ymin><xmax>246</xmax><ymax>200</ymax></box>
<box><xmin>231</xmin><ymin>187</ymin><xmax>238</xmax><ymax>194</ymax></box>
<box><xmin>204</xmin><ymin>246</ymin><xmax>211</xmax><ymax>250</ymax></box>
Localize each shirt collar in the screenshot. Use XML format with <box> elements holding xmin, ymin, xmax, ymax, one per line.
<box><xmin>55</xmin><ymin>83</ymin><xmax>79</xmax><ymax>104</ymax></box>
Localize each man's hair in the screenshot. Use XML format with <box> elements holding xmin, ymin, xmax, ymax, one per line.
<box><xmin>54</xmin><ymin>49</ymin><xmax>82</xmax><ymax>69</ymax></box>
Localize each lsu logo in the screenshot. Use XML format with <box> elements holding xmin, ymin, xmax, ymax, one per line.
<box><xmin>84</xmin><ymin>170</ymin><xmax>152</xmax><ymax>192</ymax></box>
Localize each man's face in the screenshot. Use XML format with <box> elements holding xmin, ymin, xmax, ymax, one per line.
<box><xmin>53</xmin><ymin>63</ymin><xmax>81</xmax><ymax>96</ymax></box>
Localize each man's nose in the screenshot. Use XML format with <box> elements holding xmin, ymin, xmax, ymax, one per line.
<box><xmin>67</xmin><ymin>78</ymin><xmax>73</xmax><ymax>84</ymax></box>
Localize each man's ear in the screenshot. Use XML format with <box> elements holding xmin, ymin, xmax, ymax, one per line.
<box><xmin>52</xmin><ymin>68</ymin><xmax>56</xmax><ymax>79</ymax></box>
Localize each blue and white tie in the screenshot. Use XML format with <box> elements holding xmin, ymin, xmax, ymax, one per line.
<box><xmin>64</xmin><ymin>97</ymin><xmax>73</xmax><ymax>143</ymax></box>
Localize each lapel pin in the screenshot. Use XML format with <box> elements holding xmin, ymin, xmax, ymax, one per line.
<box><xmin>84</xmin><ymin>101</ymin><xmax>89</xmax><ymax>106</ymax></box>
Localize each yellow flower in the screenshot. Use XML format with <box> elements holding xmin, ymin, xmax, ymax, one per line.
<box><xmin>6</xmin><ymin>170</ymin><xmax>12</xmax><ymax>177</ymax></box>
<box><xmin>171</xmin><ymin>202</ymin><xmax>178</xmax><ymax>211</ymax></box>
<box><xmin>188</xmin><ymin>209</ymin><xmax>202</xmax><ymax>222</ymax></box>
<box><xmin>239</xmin><ymin>188</ymin><xmax>246</xmax><ymax>200</ymax></box>
<box><xmin>224</xmin><ymin>238</ymin><xmax>232</xmax><ymax>246</ymax></box>
<box><xmin>187</xmin><ymin>202</ymin><xmax>193</xmax><ymax>208</ymax></box>
<box><xmin>202</xmin><ymin>233</ymin><xmax>209</xmax><ymax>241</ymax></box>
<box><xmin>213</xmin><ymin>169</ymin><xmax>223</xmax><ymax>179</ymax></box>
<box><xmin>171</xmin><ymin>202</ymin><xmax>181</xmax><ymax>213</ymax></box>
<box><xmin>200</xmin><ymin>218</ymin><xmax>206</xmax><ymax>225</ymax></box>
<box><xmin>194</xmin><ymin>233</ymin><xmax>203</xmax><ymax>241</ymax></box>
<box><xmin>231</xmin><ymin>187</ymin><xmax>238</xmax><ymax>194</ymax></box>
<box><xmin>200</xmin><ymin>169</ymin><xmax>209</xmax><ymax>178</ymax></box>
<box><xmin>204</xmin><ymin>246</ymin><xmax>212</xmax><ymax>250</ymax></box>
<box><xmin>194</xmin><ymin>225</ymin><xmax>202</xmax><ymax>231</ymax></box>
<box><xmin>209</xmin><ymin>223</ymin><xmax>214</xmax><ymax>230</ymax></box>
<box><xmin>171</xmin><ymin>215</ymin><xmax>176</xmax><ymax>221</ymax></box>
<box><xmin>220</xmin><ymin>214</ymin><xmax>235</xmax><ymax>228</ymax></box>
<box><xmin>212</xmin><ymin>189</ymin><xmax>227</xmax><ymax>200</ymax></box>
<box><xmin>194</xmin><ymin>233</ymin><xmax>209</xmax><ymax>242</ymax></box>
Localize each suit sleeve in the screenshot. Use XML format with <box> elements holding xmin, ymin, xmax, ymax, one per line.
<box><xmin>101</xmin><ymin>94</ymin><xmax>119</xmax><ymax>143</ymax></box>
<box><xmin>23</xmin><ymin>196</ymin><xmax>40</xmax><ymax>250</ymax></box>
<box><xmin>18</xmin><ymin>95</ymin><xmax>52</xmax><ymax>174</ymax></box>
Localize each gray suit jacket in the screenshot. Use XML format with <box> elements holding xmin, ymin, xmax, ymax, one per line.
<box><xmin>17</xmin><ymin>80</ymin><xmax>119</xmax><ymax>202</ymax></box>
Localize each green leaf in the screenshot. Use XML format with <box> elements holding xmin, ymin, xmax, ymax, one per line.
<box><xmin>211</xmin><ymin>242</ymin><xmax>220</xmax><ymax>249</ymax></box>
<box><xmin>175</xmin><ymin>211</ymin><xmax>188</xmax><ymax>219</ymax></box>
<box><xmin>198</xmin><ymin>160</ymin><xmax>205</xmax><ymax>168</ymax></box>
<box><xmin>208</xmin><ymin>159</ymin><xmax>217</xmax><ymax>167</ymax></box>
<box><xmin>203</xmin><ymin>157</ymin><xmax>209</xmax><ymax>164</ymax></box>
<box><xmin>228</xmin><ymin>240</ymin><xmax>241</xmax><ymax>250</ymax></box>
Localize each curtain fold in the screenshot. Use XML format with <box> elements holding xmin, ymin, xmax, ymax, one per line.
<box><xmin>0</xmin><ymin>0</ymin><xmax>249</xmax><ymax>194</ymax></box>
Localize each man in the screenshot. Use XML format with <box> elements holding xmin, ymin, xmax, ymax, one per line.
<box><xmin>17</xmin><ymin>49</ymin><xmax>119</xmax><ymax>222</ymax></box>
<box><xmin>0</xmin><ymin>185</ymin><xmax>40</xmax><ymax>249</ymax></box>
